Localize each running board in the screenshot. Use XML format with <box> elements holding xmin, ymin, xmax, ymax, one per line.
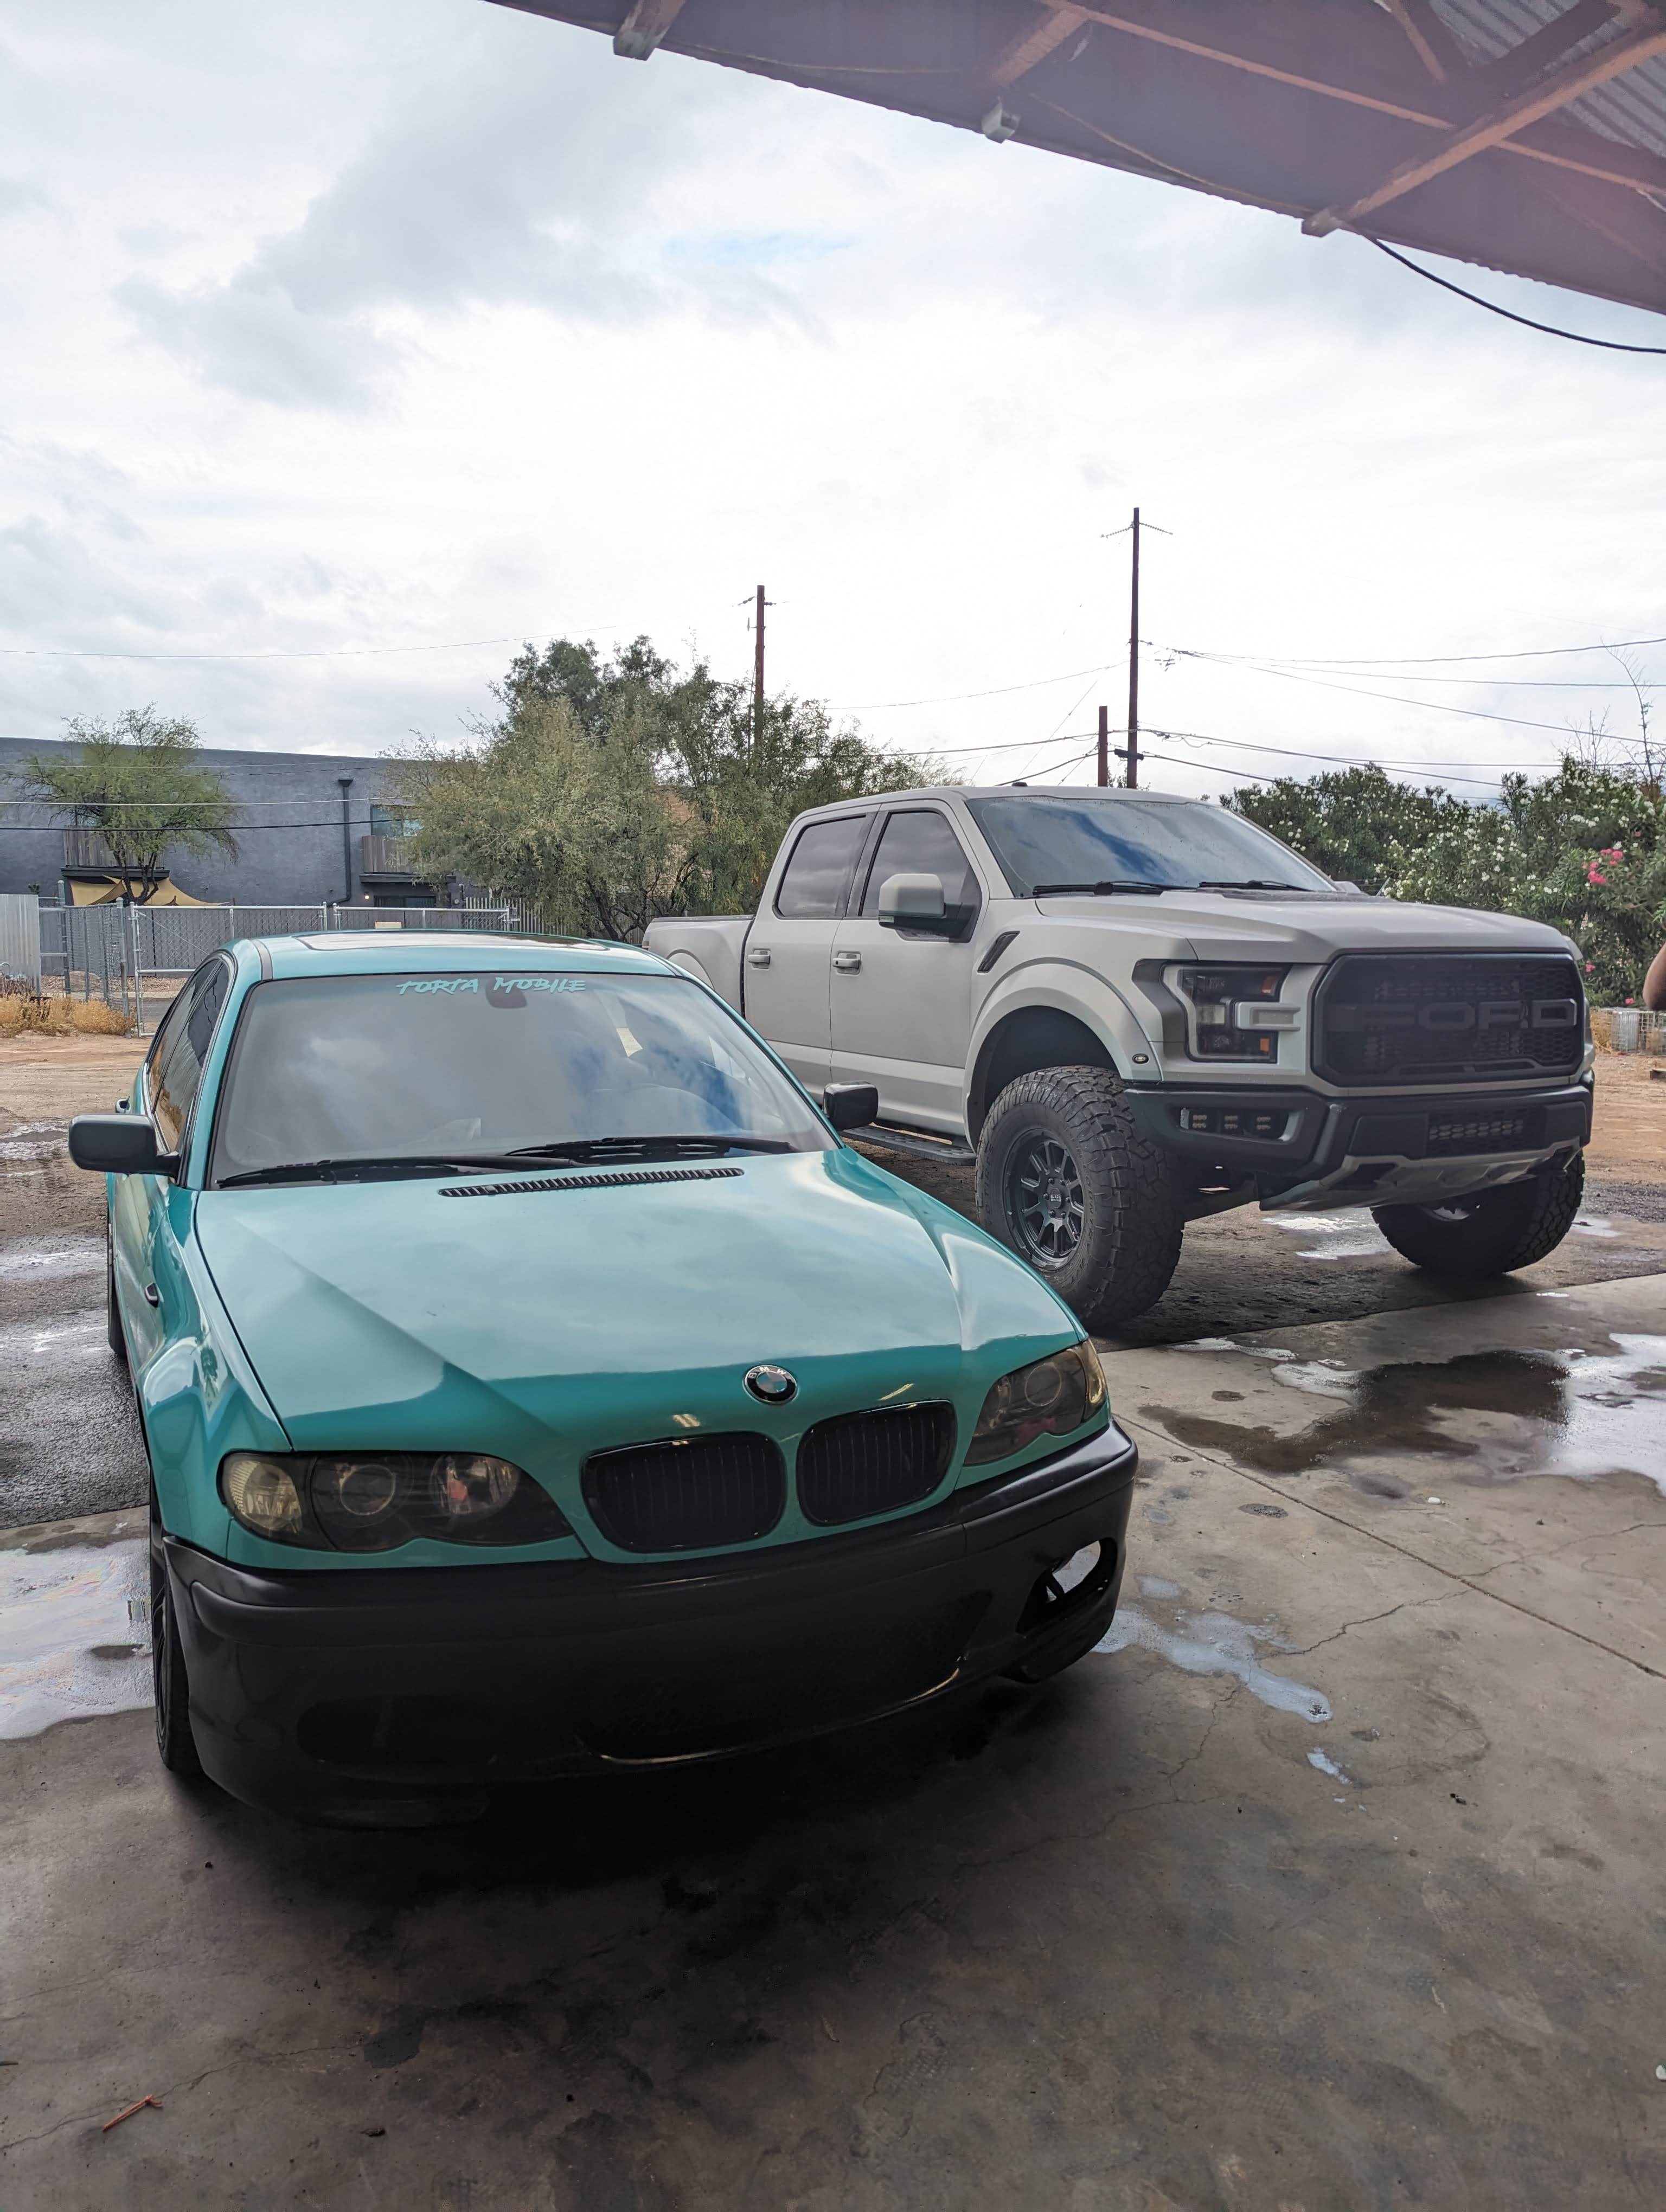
<box><xmin>845</xmin><ymin>1122</ymin><xmax>976</xmax><ymax>1167</ymax></box>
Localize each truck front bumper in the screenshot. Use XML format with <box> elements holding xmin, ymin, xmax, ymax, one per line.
<box><xmin>165</xmin><ymin>1426</ymin><xmax>1138</xmax><ymax>1822</ymax></box>
<box><xmin>1128</xmin><ymin>1078</ymin><xmax>1592</xmax><ymax>1214</ymax></box>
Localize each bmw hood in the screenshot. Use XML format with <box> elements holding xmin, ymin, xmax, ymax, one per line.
<box><xmin>193</xmin><ymin>1149</ymin><xmax>1080</xmax><ymax>1465</ymax></box>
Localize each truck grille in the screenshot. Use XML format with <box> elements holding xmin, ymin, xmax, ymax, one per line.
<box><xmin>1314</xmin><ymin>954</ymin><xmax>1582</xmax><ymax>1087</ymax></box>
<box><xmin>582</xmin><ymin>1433</ymin><xmax>785</xmax><ymax>1552</ymax></box>
<box><xmin>797</xmin><ymin>1403</ymin><xmax>957</xmax><ymax>1526</ymax></box>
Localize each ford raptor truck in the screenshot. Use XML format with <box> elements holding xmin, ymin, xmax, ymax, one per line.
<box><xmin>644</xmin><ymin>786</ymin><xmax>1592</xmax><ymax>1329</ymax></box>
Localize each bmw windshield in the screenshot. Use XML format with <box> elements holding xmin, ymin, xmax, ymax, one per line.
<box><xmin>966</xmin><ymin>796</ymin><xmax>1332</xmax><ymax>895</ymax></box>
<box><xmin>208</xmin><ymin>971</ymin><xmax>831</xmax><ymax>1186</ymax></box>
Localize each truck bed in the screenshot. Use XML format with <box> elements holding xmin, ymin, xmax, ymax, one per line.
<box><xmin>642</xmin><ymin>913</ymin><xmax>752</xmax><ymax>1011</ymax></box>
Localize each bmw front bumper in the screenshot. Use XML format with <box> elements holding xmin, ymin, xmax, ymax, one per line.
<box><xmin>164</xmin><ymin>1426</ymin><xmax>1138</xmax><ymax>1821</ymax></box>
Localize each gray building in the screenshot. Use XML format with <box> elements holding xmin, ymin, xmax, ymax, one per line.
<box><xmin>0</xmin><ymin>737</ymin><xmax>436</xmax><ymax>908</ymax></box>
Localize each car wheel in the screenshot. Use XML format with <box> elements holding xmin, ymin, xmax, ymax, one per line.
<box><xmin>106</xmin><ymin>1223</ymin><xmax>127</xmax><ymax>1363</ymax></box>
<box><xmin>1372</xmin><ymin>1153</ymin><xmax>1585</xmax><ymax>1277</ymax></box>
<box><xmin>977</xmin><ymin>1066</ymin><xmax>1182</xmax><ymax>1330</ymax></box>
<box><xmin>150</xmin><ymin>1486</ymin><xmax>203</xmax><ymax>1778</ymax></box>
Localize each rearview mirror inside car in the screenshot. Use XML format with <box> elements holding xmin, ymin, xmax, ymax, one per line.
<box><xmin>877</xmin><ymin>872</ymin><xmax>959</xmax><ymax>936</ymax></box>
<box><xmin>67</xmin><ymin>1113</ymin><xmax>179</xmax><ymax>1178</ymax></box>
<box><xmin>823</xmin><ymin>1083</ymin><xmax>879</xmax><ymax>1133</ymax></box>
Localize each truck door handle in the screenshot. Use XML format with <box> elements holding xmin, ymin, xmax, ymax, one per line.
<box><xmin>834</xmin><ymin>951</ymin><xmax>862</xmax><ymax>973</ymax></box>
<box><xmin>143</xmin><ymin>1282</ymin><xmax>161</xmax><ymax>1307</ymax></box>
<box><xmin>746</xmin><ymin>947</ymin><xmax>772</xmax><ymax>968</ymax></box>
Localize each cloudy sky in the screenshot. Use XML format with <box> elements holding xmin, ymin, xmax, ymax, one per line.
<box><xmin>3</xmin><ymin>0</ymin><xmax>1664</xmax><ymax>802</ymax></box>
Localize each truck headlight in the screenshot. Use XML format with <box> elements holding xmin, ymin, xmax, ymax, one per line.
<box><xmin>1170</xmin><ymin>964</ymin><xmax>1292</xmax><ymax>1062</ymax></box>
<box><xmin>219</xmin><ymin>1451</ymin><xmax>573</xmax><ymax>1552</ymax></box>
<box><xmin>964</xmin><ymin>1341</ymin><xmax>1107</xmax><ymax>1467</ymax></box>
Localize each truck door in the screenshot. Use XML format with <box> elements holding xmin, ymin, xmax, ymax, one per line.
<box><xmin>829</xmin><ymin>807</ymin><xmax>984</xmax><ymax>1132</ymax></box>
<box><xmin>741</xmin><ymin>813</ymin><xmax>870</xmax><ymax>1092</ymax></box>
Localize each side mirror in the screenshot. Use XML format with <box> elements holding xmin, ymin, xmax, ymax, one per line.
<box><xmin>67</xmin><ymin>1113</ymin><xmax>178</xmax><ymax>1178</ymax></box>
<box><xmin>823</xmin><ymin>1083</ymin><xmax>879</xmax><ymax>1133</ymax></box>
<box><xmin>877</xmin><ymin>872</ymin><xmax>957</xmax><ymax>936</ymax></box>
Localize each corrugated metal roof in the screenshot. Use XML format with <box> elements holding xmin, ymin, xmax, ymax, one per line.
<box><xmin>1437</xmin><ymin>0</ymin><xmax>1666</xmax><ymax>165</ymax></box>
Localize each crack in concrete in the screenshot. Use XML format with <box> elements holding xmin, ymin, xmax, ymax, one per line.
<box><xmin>1118</xmin><ymin>1410</ymin><xmax>1664</xmax><ymax>1680</ymax></box>
<box><xmin>1282</xmin><ymin>1592</ymin><xmax>1458</xmax><ymax>1656</ymax></box>
<box><xmin>0</xmin><ymin>2038</ymin><xmax>358</xmax><ymax>2155</ymax></box>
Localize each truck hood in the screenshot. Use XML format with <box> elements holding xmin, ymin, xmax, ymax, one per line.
<box><xmin>1027</xmin><ymin>890</ymin><xmax>1577</xmax><ymax>966</ymax></box>
<box><xmin>192</xmin><ymin>1149</ymin><xmax>1078</xmax><ymax>1464</ymax></box>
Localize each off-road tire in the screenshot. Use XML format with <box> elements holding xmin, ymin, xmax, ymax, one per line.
<box><xmin>976</xmin><ymin>1066</ymin><xmax>1182</xmax><ymax>1331</ymax></box>
<box><xmin>106</xmin><ymin>1223</ymin><xmax>127</xmax><ymax>1361</ymax></box>
<box><xmin>150</xmin><ymin>1484</ymin><xmax>203</xmax><ymax>1778</ymax></box>
<box><xmin>1372</xmin><ymin>1152</ymin><xmax>1585</xmax><ymax>1278</ymax></box>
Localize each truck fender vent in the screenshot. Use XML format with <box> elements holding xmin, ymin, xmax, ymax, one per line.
<box><xmin>440</xmin><ymin>1166</ymin><xmax>745</xmax><ymax>1198</ymax></box>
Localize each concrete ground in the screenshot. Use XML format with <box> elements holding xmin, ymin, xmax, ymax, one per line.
<box><xmin>2</xmin><ymin>1274</ymin><xmax>1662</xmax><ymax>2210</ymax></box>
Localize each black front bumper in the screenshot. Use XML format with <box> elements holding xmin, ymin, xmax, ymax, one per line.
<box><xmin>167</xmin><ymin>1427</ymin><xmax>1138</xmax><ymax>1819</ymax></box>
<box><xmin>1127</xmin><ymin>1077</ymin><xmax>1592</xmax><ymax>1186</ymax></box>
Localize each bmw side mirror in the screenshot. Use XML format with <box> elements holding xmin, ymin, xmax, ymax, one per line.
<box><xmin>68</xmin><ymin>1113</ymin><xmax>180</xmax><ymax>1179</ymax></box>
<box><xmin>877</xmin><ymin>872</ymin><xmax>960</xmax><ymax>938</ymax></box>
<box><xmin>823</xmin><ymin>1083</ymin><xmax>879</xmax><ymax>1133</ymax></box>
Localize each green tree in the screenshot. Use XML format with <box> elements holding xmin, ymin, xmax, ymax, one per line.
<box><xmin>391</xmin><ymin>637</ymin><xmax>939</xmax><ymax>937</ymax></box>
<box><xmin>12</xmin><ymin>707</ymin><xmax>238</xmax><ymax>902</ymax></box>
<box><xmin>1225</xmin><ymin>764</ymin><xmax>1458</xmax><ymax>893</ymax></box>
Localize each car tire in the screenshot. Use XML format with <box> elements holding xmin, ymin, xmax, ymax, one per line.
<box><xmin>150</xmin><ymin>1486</ymin><xmax>203</xmax><ymax>1779</ymax></box>
<box><xmin>977</xmin><ymin>1066</ymin><xmax>1182</xmax><ymax>1331</ymax></box>
<box><xmin>1372</xmin><ymin>1153</ymin><xmax>1585</xmax><ymax>1277</ymax></box>
<box><xmin>106</xmin><ymin>1223</ymin><xmax>127</xmax><ymax>1362</ymax></box>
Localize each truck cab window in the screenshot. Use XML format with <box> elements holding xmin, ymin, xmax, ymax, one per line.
<box><xmin>861</xmin><ymin>810</ymin><xmax>982</xmax><ymax>931</ymax></box>
<box><xmin>774</xmin><ymin>816</ymin><xmax>868</xmax><ymax>919</ymax></box>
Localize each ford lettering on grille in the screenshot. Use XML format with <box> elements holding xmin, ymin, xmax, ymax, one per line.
<box><xmin>1314</xmin><ymin>955</ymin><xmax>1583</xmax><ymax>1086</ymax></box>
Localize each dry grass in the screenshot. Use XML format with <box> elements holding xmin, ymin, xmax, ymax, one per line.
<box><xmin>0</xmin><ymin>990</ymin><xmax>134</xmax><ymax>1038</ymax></box>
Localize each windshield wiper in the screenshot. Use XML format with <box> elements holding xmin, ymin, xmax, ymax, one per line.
<box><xmin>505</xmin><ymin>1134</ymin><xmax>794</xmax><ymax>1161</ymax></box>
<box><xmin>218</xmin><ymin>1155</ymin><xmax>500</xmax><ymax>1188</ymax></box>
<box><xmin>1195</xmin><ymin>879</ymin><xmax>1317</xmax><ymax>892</ymax></box>
<box><xmin>1030</xmin><ymin>880</ymin><xmax>1170</xmax><ymax>897</ymax></box>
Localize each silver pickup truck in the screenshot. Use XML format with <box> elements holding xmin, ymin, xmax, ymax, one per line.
<box><xmin>645</xmin><ymin>785</ymin><xmax>1592</xmax><ymax>1328</ymax></box>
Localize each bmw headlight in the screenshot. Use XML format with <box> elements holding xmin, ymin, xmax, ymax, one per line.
<box><xmin>1168</xmin><ymin>963</ymin><xmax>1292</xmax><ymax>1062</ymax></box>
<box><xmin>964</xmin><ymin>1341</ymin><xmax>1108</xmax><ymax>1467</ymax></box>
<box><xmin>219</xmin><ymin>1451</ymin><xmax>573</xmax><ymax>1552</ymax></box>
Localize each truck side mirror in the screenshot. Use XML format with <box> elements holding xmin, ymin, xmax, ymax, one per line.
<box><xmin>877</xmin><ymin>872</ymin><xmax>957</xmax><ymax>936</ymax></box>
<box><xmin>68</xmin><ymin>1113</ymin><xmax>179</xmax><ymax>1179</ymax></box>
<box><xmin>823</xmin><ymin>1083</ymin><xmax>879</xmax><ymax>1132</ymax></box>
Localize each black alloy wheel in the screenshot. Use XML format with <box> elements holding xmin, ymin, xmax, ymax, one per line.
<box><xmin>1006</xmin><ymin>1133</ymin><xmax>1086</xmax><ymax>1265</ymax></box>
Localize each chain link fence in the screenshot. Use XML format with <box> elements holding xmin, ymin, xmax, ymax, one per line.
<box><xmin>36</xmin><ymin>900</ymin><xmax>538</xmax><ymax>1031</ymax></box>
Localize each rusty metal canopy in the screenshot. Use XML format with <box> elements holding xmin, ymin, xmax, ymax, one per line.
<box><xmin>488</xmin><ymin>2</ymin><xmax>1666</xmax><ymax>316</ymax></box>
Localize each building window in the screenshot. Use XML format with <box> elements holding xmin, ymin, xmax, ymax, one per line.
<box><xmin>370</xmin><ymin>803</ymin><xmax>419</xmax><ymax>839</ymax></box>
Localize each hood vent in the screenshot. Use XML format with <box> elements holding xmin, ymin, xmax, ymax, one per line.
<box><xmin>440</xmin><ymin>1166</ymin><xmax>745</xmax><ymax>1199</ymax></box>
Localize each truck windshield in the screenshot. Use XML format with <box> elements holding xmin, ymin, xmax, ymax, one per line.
<box><xmin>966</xmin><ymin>796</ymin><xmax>1332</xmax><ymax>897</ymax></box>
<box><xmin>209</xmin><ymin>972</ymin><xmax>831</xmax><ymax>1185</ymax></box>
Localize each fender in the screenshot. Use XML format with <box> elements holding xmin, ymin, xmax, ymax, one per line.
<box><xmin>966</xmin><ymin>958</ymin><xmax>1162</xmax><ymax>1141</ymax></box>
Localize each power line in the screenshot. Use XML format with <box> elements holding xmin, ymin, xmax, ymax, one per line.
<box><xmin>1171</xmin><ymin>631</ymin><xmax>1666</xmax><ymax>670</ymax></box>
<box><xmin>1373</xmin><ymin>239</ymin><xmax>1666</xmax><ymax>358</ymax></box>
<box><xmin>837</xmin><ymin>660</ymin><xmax>1120</xmax><ymax>710</ymax></box>
<box><xmin>1176</xmin><ymin>653</ymin><xmax>1598</xmax><ymax>737</ymax></box>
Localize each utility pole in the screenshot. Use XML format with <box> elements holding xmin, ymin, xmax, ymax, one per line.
<box><xmin>1103</xmin><ymin>505</ymin><xmax>1169</xmax><ymax>787</ymax></box>
<box><xmin>1097</xmin><ymin>703</ymin><xmax>1110</xmax><ymax>787</ymax></box>
<box><xmin>753</xmin><ymin>584</ymin><xmax>767</xmax><ymax>757</ymax></box>
<box><xmin>1122</xmin><ymin>507</ymin><xmax>1141</xmax><ymax>789</ymax></box>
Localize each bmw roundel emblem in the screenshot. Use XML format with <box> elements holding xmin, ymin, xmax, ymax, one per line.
<box><xmin>744</xmin><ymin>1364</ymin><xmax>798</xmax><ymax>1405</ymax></box>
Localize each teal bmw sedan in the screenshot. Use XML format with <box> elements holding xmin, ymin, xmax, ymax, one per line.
<box><xmin>70</xmin><ymin>933</ymin><xmax>1136</xmax><ymax>1822</ymax></box>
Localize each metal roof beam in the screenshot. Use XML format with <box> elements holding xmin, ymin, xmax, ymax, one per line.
<box><xmin>1478</xmin><ymin>0</ymin><xmax>1635</xmax><ymax>99</ymax></box>
<box><xmin>1303</xmin><ymin>16</ymin><xmax>1666</xmax><ymax>235</ymax></box>
<box><xmin>1380</xmin><ymin>0</ymin><xmax>1466</xmax><ymax>83</ymax></box>
<box><xmin>613</xmin><ymin>0</ymin><xmax>685</xmax><ymax>60</ymax></box>
<box><xmin>991</xmin><ymin>5</ymin><xmax>1088</xmax><ymax>90</ymax></box>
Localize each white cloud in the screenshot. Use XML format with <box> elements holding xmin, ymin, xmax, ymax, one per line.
<box><xmin>0</xmin><ymin>0</ymin><xmax>1661</xmax><ymax>800</ymax></box>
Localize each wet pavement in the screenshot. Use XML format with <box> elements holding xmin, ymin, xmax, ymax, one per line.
<box><xmin>1</xmin><ymin>1280</ymin><xmax>1662</xmax><ymax>2209</ymax></box>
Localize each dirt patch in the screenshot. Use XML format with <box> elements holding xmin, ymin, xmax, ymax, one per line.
<box><xmin>0</xmin><ymin>1034</ymin><xmax>146</xmax><ymax>1126</ymax></box>
<box><xmin>1588</xmin><ymin>1047</ymin><xmax>1666</xmax><ymax>1187</ymax></box>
